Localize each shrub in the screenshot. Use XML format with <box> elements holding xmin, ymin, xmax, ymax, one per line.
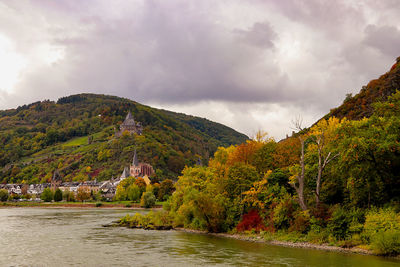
<box><xmin>140</xmin><ymin>191</ymin><xmax>156</xmax><ymax>208</ymax></box>
<box><xmin>363</xmin><ymin>208</ymin><xmax>400</xmax><ymax>242</ymax></box>
<box><xmin>272</xmin><ymin>198</ymin><xmax>296</xmax><ymax>230</ymax></box>
<box><xmin>95</xmin><ymin>202</ymin><xmax>103</xmax><ymax>207</ymax></box>
<box><xmin>289</xmin><ymin>210</ymin><xmax>310</xmax><ymax>233</ymax></box>
<box><xmin>0</xmin><ymin>189</ymin><xmax>9</xmax><ymax>202</ymax></box>
<box><xmin>237</xmin><ymin>210</ymin><xmax>266</xmax><ymax>232</ymax></box>
<box><xmin>371</xmin><ymin>230</ymin><xmax>400</xmax><ymax>255</ymax></box>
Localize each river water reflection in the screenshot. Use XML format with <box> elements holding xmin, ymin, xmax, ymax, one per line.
<box><xmin>0</xmin><ymin>208</ymin><xmax>399</xmax><ymax>266</ymax></box>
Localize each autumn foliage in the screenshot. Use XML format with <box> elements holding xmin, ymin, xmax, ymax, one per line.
<box><xmin>236</xmin><ymin>210</ymin><xmax>266</xmax><ymax>232</ymax></box>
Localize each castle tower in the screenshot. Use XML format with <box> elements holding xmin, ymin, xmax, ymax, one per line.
<box><xmin>116</xmin><ymin>111</ymin><xmax>143</xmax><ymax>137</ymax></box>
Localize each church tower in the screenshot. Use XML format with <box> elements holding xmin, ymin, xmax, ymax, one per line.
<box><xmin>130</xmin><ymin>149</ymin><xmax>141</xmax><ymax>177</ymax></box>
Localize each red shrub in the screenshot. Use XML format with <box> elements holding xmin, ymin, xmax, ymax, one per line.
<box><xmin>236</xmin><ymin>210</ymin><xmax>266</xmax><ymax>232</ymax></box>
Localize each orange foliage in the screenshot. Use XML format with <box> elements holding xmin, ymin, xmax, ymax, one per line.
<box><xmin>227</xmin><ymin>141</ymin><xmax>263</xmax><ymax>166</ymax></box>
<box><xmin>273</xmin><ymin>138</ymin><xmax>300</xmax><ymax>168</ymax></box>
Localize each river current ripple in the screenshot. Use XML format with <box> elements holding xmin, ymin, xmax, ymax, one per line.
<box><xmin>0</xmin><ymin>208</ymin><xmax>399</xmax><ymax>267</ymax></box>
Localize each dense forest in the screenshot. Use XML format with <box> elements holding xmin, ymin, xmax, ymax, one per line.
<box><xmin>0</xmin><ymin>94</ymin><xmax>248</xmax><ymax>183</ymax></box>
<box><xmin>121</xmin><ymin>58</ymin><xmax>400</xmax><ymax>256</ymax></box>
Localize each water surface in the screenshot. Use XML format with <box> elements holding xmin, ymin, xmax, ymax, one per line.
<box><xmin>0</xmin><ymin>208</ymin><xmax>399</xmax><ymax>266</ymax></box>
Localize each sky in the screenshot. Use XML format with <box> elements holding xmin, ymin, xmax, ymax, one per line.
<box><xmin>0</xmin><ymin>0</ymin><xmax>399</xmax><ymax>139</ymax></box>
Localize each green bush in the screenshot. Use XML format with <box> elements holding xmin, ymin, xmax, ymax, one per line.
<box><xmin>326</xmin><ymin>206</ymin><xmax>364</xmax><ymax>240</ymax></box>
<box><xmin>54</xmin><ymin>188</ymin><xmax>63</xmax><ymax>202</ymax></box>
<box><xmin>0</xmin><ymin>189</ymin><xmax>9</xmax><ymax>202</ymax></box>
<box><xmin>41</xmin><ymin>188</ymin><xmax>53</xmax><ymax>202</ymax></box>
<box><xmin>95</xmin><ymin>202</ymin><xmax>103</xmax><ymax>207</ymax></box>
<box><xmin>371</xmin><ymin>230</ymin><xmax>400</xmax><ymax>255</ymax></box>
<box><xmin>363</xmin><ymin>208</ymin><xmax>400</xmax><ymax>242</ymax></box>
<box><xmin>140</xmin><ymin>191</ymin><xmax>156</xmax><ymax>208</ymax></box>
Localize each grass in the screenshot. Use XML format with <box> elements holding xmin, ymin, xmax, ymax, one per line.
<box><xmin>62</xmin><ymin>136</ymin><xmax>89</xmax><ymax>147</ymax></box>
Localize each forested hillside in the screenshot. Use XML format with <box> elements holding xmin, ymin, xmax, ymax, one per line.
<box><xmin>143</xmin><ymin>58</ymin><xmax>400</xmax><ymax>255</ymax></box>
<box><xmin>0</xmin><ymin>94</ymin><xmax>248</xmax><ymax>184</ymax></box>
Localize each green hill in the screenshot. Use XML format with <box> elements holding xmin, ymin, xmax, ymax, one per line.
<box><xmin>0</xmin><ymin>94</ymin><xmax>248</xmax><ymax>184</ymax></box>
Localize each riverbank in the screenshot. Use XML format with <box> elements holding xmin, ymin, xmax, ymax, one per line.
<box><xmin>115</xmin><ymin>213</ymin><xmax>400</xmax><ymax>258</ymax></box>
<box><xmin>0</xmin><ymin>201</ymin><xmax>163</xmax><ymax>209</ymax></box>
<box><xmin>175</xmin><ymin>228</ymin><xmax>400</xmax><ymax>258</ymax></box>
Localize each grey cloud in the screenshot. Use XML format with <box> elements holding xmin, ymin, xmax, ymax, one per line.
<box><xmin>234</xmin><ymin>22</ymin><xmax>277</xmax><ymax>48</ymax></box>
<box><xmin>8</xmin><ymin>1</ymin><xmax>294</xmax><ymax>105</ymax></box>
<box><xmin>0</xmin><ymin>0</ymin><xmax>399</xmax><ymax>138</ymax></box>
<box><xmin>363</xmin><ymin>25</ymin><xmax>400</xmax><ymax>58</ymax></box>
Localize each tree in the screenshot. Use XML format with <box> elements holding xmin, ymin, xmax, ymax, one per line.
<box><xmin>114</xmin><ymin>184</ymin><xmax>128</xmax><ymax>201</ymax></box>
<box><xmin>140</xmin><ymin>191</ymin><xmax>156</xmax><ymax>208</ymax></box>
<box><xmin>308</xmin><ymin>118</ymin><xmax>340</xmax><ymax>207</ymax></box>
<box><xmin>54</xmin><ymin>188</ymin><xmax>63</xmax><ymax>202</ymax></box>
<box><xmin>135</xmin><ymin>177</ymin><xmax>147</xmax><ymax>192</ymax></box>
<box><xmin>289</xmin><ymin>134</ymin><xmax>308</xmax><ymax>210</ymax></box>
<box><xmin>41</xmin><ymin>188</ymin><xmax>53</xmax><ymax>202</ymax></box>
<box><xmin>63</xmin><ymin>189</ymin><xmax>75</xmax><ymax>202</ymax></box>
<box><xmin>127</xmin><ymin>184</ymin><xmax>141</xmax><ymax>201</ymax></box>
<box><xmin>76</xmin><ymin>186</ymin><xmax>91</xmax><ymax>202</ymax></box>
<box><xmin>226</xmin><ymin>162</ymin><xmax>259</xmax><ymax>200</ymax></box>
<box><xmin>158</xmin><ymin>179</ymin><xmax>174</xmax><ymax>201</ymax></box>
<box><xmin>289</xmin><ymin>117</ymin><xmax>307</xmax><ymax>211</ymax></box>
<box><xmin>0</xmin><ymin>189</ymin><xmax>8</xmax><ymax>201</ymax></box>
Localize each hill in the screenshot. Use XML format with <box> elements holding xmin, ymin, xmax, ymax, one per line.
<box><xmin>0</xmin><ymin>94</ymin><xmax>248</xmax><ymax>183</ymax></box>
<box><xmin>324</xmin><ymin>57</ymin><xmax>400</xmax><ymax>120</ymax></box>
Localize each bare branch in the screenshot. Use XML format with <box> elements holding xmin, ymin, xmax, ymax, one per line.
<box><xmin>291</xmin><ymin>115</ymin><xmax>304</xmax><ymax>132</ymax></box>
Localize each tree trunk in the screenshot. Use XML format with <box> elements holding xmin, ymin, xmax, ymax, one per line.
<box><xmin>293</xmin><ymin>136</ymin><xmax>307</xmax><ymax>211</ymax></box>
<box><xmin>315</xmin><ymin>150</ymin><xmax>323</xmax><ymax>208</ymax></box>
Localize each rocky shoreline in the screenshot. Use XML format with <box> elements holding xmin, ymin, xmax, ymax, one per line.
<box><xmin>174</xmin><ymin>228</ymin><xmax>380</xmax><ymax>256</ymax></box>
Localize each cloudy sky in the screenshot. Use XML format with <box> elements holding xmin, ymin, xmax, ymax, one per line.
<box><xmin>0</xmin><ymin>0</ymin><xmax>399</xmax><ymax>139</ymax></box>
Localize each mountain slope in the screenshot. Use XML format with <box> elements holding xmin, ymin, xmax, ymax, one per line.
<box><xmin>0</xmin><ymin>94</ymin><xmax>248</xmax><ymax>183</ymax></box>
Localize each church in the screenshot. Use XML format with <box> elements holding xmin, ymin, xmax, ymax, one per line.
<box><xmin>119</xmin><ymin>149</ymin><xmax>154</xmax><ymax>185</ymax></box>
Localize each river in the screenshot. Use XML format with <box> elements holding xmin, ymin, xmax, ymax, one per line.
<box><xmin>0</xmin><ymin>208</ymin><xmax>399</xmax><ymax>266</ymax></box>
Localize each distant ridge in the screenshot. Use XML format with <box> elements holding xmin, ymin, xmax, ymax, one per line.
<box><xmin>0</xmin><ymin>94</ymin><xmax>248</xmax><ymax>183</ymax></box>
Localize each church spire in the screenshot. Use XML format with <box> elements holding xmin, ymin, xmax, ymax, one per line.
<box><xmin>132</xmin><ymin>149</ymin><xmax>139</xmax><ymax>166</ymax></box>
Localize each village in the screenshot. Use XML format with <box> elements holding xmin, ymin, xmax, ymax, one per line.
<box><xmin>0</xmin><ymin>112</ymin><xmax>155</xmax><ymax>202</ymax></box>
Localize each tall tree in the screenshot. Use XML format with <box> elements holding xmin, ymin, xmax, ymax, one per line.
<box><xmin>308</xmin><ymin>118</ymin><xmax>340</xmax><ymax>207</ymax></box>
